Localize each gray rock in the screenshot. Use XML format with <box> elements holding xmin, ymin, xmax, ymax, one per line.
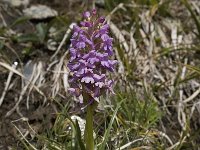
<box><xmin>23</xmin><ymin>5</ymin><xmax>58</xmax><ymax>20</ymax></box>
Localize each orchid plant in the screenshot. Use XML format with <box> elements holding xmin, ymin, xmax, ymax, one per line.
<box><xmin>67</xmin><ymin>9</ymin><xmax>117</xmax><ymax>150</ymax></box>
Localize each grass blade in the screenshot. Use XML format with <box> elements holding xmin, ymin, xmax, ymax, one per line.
<box><xmin>75</xmin><ymin>120</ymin><xmax>86</xmax><ymax>150</ymax></box>
<box><xmin>99</xmin><ymin>98</ymin><xmax>124</xmax><ymax>150</ymax></box>
<box><xmin>182</xmin><ymin>0</ymin><xmax>200</xmax><ymax>39</ymax></box>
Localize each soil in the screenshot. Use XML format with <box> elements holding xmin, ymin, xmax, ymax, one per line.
<box><xmin>0</xmin><ymin>0</ymin><xmax>86</xmax><ymax>149</ymax></box>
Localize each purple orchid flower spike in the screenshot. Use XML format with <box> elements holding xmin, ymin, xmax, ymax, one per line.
<box><xmin>67</xmin><ymin>9</ymin><xmax>117</xmax><ymax>150</ymax></box>
<box><xmin>67</xmin><ymin>9</ymin><xmax>117</xmax><ymax>104</ymax></box>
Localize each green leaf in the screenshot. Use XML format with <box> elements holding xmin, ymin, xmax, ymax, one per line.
<box><xmin>36</xmin><ymin>23</ymin><xmax>48</xmax><ymax>43</ymax></box>
<box><xmin>99</xmin><ymin>98</ymin><xmax>124</xmax><ymax>150</ymax></box>
<box><xmin>75</xmin><ymin>120</ymin><xmax>86</xmax><ymax>150</ymax></box>
<box><xmin>184</xmin><ymin>64</ymin><xmax>200</xmax><ymax>75</ymax></box>
<box><xmin>10</xmin><ymin>16</ymin><xmax>30</xmax><ymax>28</ymax></box>
<box><xmin>16</xmin><ymin>33</ymin><xmax>39</xmax><ymax>43</ymax></box>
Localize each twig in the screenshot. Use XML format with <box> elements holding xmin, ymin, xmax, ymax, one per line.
<box><xmin>11</xmin><ymin>118</ymin><xmax>37</xmax><ymax>150</ymax></box>
<box><xmin>51</xmin><ymin>51</ymin><xmax>68</xmax><ymax>98</ymax></box>
<box><xmin>0</xmin><ymin>62</ymin><xmax>18</xmax><ymax>106</ymax></box>
<box><xmin>183</xmin><ymin>86</ymin><xmax>200</xmax><ymax>103</ymax></box>
<box><xmin>26</xmin><ymin>62</ymin><xmax>43</xmax><ymax>109</ymax></box>
<box><xmin>6</xmin><ymin>63</ymin><xmax>36</xmax><ymax>117</ymax></box>
<box><xmin>0</xmin><ymin>62</ymin><xmax>46</xmax><ymax>116</ymax></box>
<box><xmin>178</xmin><ymin>58</ymin><xmax>188</xmax><ymax>130</ymax></box>
<box><xmin>116</xmin><ymin>138</ymin><xmax>144</xmax><ymax>150</ymax></box>
<box><xmin>51</xmin><ymin>23</ymin><xmax>76</xmax><ymax>60</ymax></box>
<box><xmin>166</xmin><ymin>135</ymin><xmax>186</xmax><ymax>150</ymax></box>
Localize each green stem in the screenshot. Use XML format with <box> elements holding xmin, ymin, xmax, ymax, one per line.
<box><xmin>85</xmin><ymin>104</ymin><xmax>94</xmax><ymax>150</ymax></box>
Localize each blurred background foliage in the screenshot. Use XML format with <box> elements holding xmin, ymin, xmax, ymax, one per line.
<box><xmin>1</xmin><ymin>0</ymin><xmax>200</xmax><ymax>149</ymax></box>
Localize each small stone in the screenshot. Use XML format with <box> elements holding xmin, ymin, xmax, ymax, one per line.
<box><xmin>95</xmin><ymin>0</ymin><xmax>104</xmax><ymax>7</ymax></box>
<box><xmin>23</xmin><ymin>5</ymin><xmax>58</xmax><ymax>20</ymax></box>
<box><xmin>23</xmin><ymin>60</ymin><xmax>34</xmax><ymax>81</ymax></box>
<box><xmin>47</xmin><ymin>39</ymin><xmax>57</xmax><ymax>51</ymax></box>
<box><xmin>3</xmin><ymin>0</ymin><xmax>29</xmax><ymax>7</ymax></box>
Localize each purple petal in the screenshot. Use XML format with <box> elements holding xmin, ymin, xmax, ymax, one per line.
<box><xmin>89</xmin><ymin>50</ymin><xmax>96</xmax><ymax>55</ymax></box>
<box><xmin>87</xmin><ymin>63</ymin><xmax>95</xmax><ymax>69</ymax></box>
<box><xmin>79</xmin><ymin>34</ymin><xmax>87</xmax><ymax>42</ymax></box>
<box><xmin>96</xmin><ymin>52</ymin><xmax>108</xmax><ymax>61</ymax></box>
<box><xmin>93</xmin><ymin>74</ymin><xmax>105</xmax><ymax>81</ymax></box>
<box><xmin>93</xmin><ymin>74</ymin><xmax>101</xmax><ymax>80</ymax></box>
<box><xmin>84</xmin><ymin>68</ymin><xmax>93</xmax><ymax>74</ymax></box>
<box><xmin>88</xmin><ymin>57</ymin><xmax>99</xmax><ymax>64</ymax></box>
<box><xmin>79</xmin><ymin>35</ymin><xmax>93</xmax><ymax>45</ymax></box>
<box><xmin>69</xmin><ymin>56</ymin><xmax>76</xmax><ymax>62</ymax></box>
<box><xmin>67</xmin><ymin>63</ymin><xmax>73</xmax><ymax>70</ymax></box>
<box><xmin>107</xmin><ymin>80</ymin><xmax>115</xmax><ymax>94</ymax></box>
<box><xmin>92</xmin><ymin>9</ymin><xmax>97</xmax><ymax>15</ymax></box>
<box><xmin>101</xmin><ymin>61</ymin><xmax>110</xmax><ymax>68</ymax></box>
<box><xmin>73</xmin><ymin>25</ymin><xmax>81</xmax><ymax>32</ymax></box>
<box><xmin>83</xmin><ymin>53</ymin><xmax>90</xmax><ymax>59</ymax></box>
<box><xmin>80</xmin><ymin>21</ymin><xmax>92</xmax><ymax>27</ymax></box>
<box><xmin>79</xmin><ymin>59</ymin><xmax>87</xmax><ymax>65</ymax></box>
<box><xmin>83</xmin><ymin>11</ymin><xmax>90</xmax><ymax>18</ymax></box>
<box><xmin>72</xmin><ymin>63</ymin><xmax>80</xmax><ymax>70</ymax></box>
<box><xmin>72</xmin><ymin>32</ymin><xmax>78</xmax><ymax>38</ymax></box>
<box><xmin>76</xmin><ymin>69</ymin><xmax>85</xmax><ymax>76</ymax></box>
<box><xmin>103</xmin><ymin>44</ymin><xmax>113</xmax><ymax>55</ymax></box>
<box><xmin>109</xmin><ymin>60</ymin><xmax>118</xmax><ymax>65</ymax></box>
<box><xmin>76</xmin><ymin>42</ymin><xmax>85</xmax><ymax>49</ymax></box>
<box><xmin>99</xmin><ymin>24</ymin><xmax>109</xmax><ymax>34</ymax></box>
<box><xmin>70</xmin><ymin>39</ymin><xmax>77</xmax><ymax>46</ymax></box>
<box><xmin>107</xmin><ymin>80</ymin><xmax>113</xmax><ymax>86</ymax></box>
<box><xmin>69</xmin><ymin>48</ymin><xmax>76</xmax><ymax>56</ymax></box>
<box><xmin>81</xmin><ymin>76</ymin><xmax>94</xmax><ymax>83</ymax></box>
<box><xmin>98</xmin><ymin>16</ymin><xmax>105</xmax><ymax>23</ymax></box>
<box><xmin>94</xmin><ymin>33</ymin><xmax>100</xmax><ymax>38</ymax></box>
<box><xmin>96</xmin><ymin>52</ymin><xmax>104</xmax><ymax>58</ymax></box>
<box><xmin>86</xmin><ymin>39</ymin><xmax>93</xmax><ymax>45</ymax></box>
<box><xmin>95</xmin><ymin>82</ymin><xmax>104</xmax><ymax>88</ymax></box>
<box><xmin>107</xmin><ymin>48</ymin><xmax>113</xmax><ymax>56</ymax></box>
<box><xmin>101</xmin><ymin>34</ymin><xmax>109</xmax><ymax>41</ymax></box>
<box><xmin>68</xmin><ymin>88</ymin><xmax>81</xmax><ymax>97</ymax></box>
<box><xmin>68</xmin><ymin>88</ymin><xmax>75</xmax><ymax>93</ymax></box>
